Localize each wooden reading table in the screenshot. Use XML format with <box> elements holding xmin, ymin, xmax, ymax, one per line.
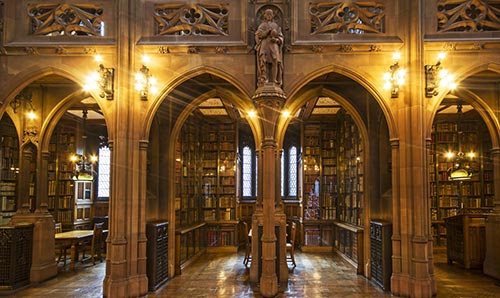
<box><xmin>55</xmin><ymin>229</ymin><xmax>93</xmax><ymax>271</ymax></box>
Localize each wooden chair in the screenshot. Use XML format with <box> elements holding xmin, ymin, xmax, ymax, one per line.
<box><xmin>242</xmin><ymin>221</ymin><xmax>252</xmax><ymax>267</ymax></box>
<box><xmin>81</xmin><ymin>222</ymin><xmax>104</xmax><ymax>264</ymax></box>
<box><xmin>286</xmin><ymin>222</ymin><xmax>297</xmax><ymax>268</ymax></box>
<box><xmin>55</xmin><ymin>222</ymin><xmax>70</xmax><ymax>266</ymax></box>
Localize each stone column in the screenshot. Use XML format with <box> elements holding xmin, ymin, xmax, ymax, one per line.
<box><xmin>483</xmin><ymin>148</ymin><xmax>500</xmax><ymax>279</ymax></box>
<box><xmin>252</xmin><ymin>84</ymin><xmax>286</xmax><ymax>297</ymax></box>
<box><xmin>10</xmin><ymin>149</ymin><xmax>57</xmax><ymax>283</ymax></box>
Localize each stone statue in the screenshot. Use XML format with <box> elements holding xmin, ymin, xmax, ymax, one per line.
<box><xmin>255</xmin><ymin>9</ymin><xmax>283</xmax><ymax>87</ymax></box>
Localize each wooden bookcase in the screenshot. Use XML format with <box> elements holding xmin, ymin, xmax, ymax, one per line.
<box><xmin>301</xmin><ymin>111</ymin><xmax>364</xmax><ymax>255</ymax></box>
<box><xmin>175</xmin><ymin>121</ymin><xmax>202</xmax><ymax>228</ymax></box>
<box><xmin>302</xmin><ymin>123</ymin><xmax>336</xmax><ymax>249</ymax></box>
<box><xmin>336</xmin><ymin>112</ymin><xmax>364</xmax><ymax>226</ymax></box>
<box><xmin>0</xmin><ymin>116</ymin><xmax>19</xmax><ymax>225</ymax></box>
<box><xmin>202</xmin><ymin>123</ymin><xmax>238</xmax><ymax>251</ymax></box>
<box><xmin>175</xmin><ymin>121</ymin><xmax>238</xmax><ymax>253</ymax></box>
<box><xmin>429</xmin><ymin>115</ymin><xmax>493</xmax><ymax>245</ymax></box>
<box><xmin>48</xmin><ymin>121</ymin><xmax>78</xmax><ymax>230</ymax></box>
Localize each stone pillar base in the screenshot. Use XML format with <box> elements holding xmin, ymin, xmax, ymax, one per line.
<box><xmin>10</xmin><ymin>212</ymin><xmax>57</xmax><ymax>283</ymax></box>
<box><xmin>391</xmin><ymin>273</ymin><xmax>435</xmax><ymax>298</ymax></box>
<box><xmin>484</xmin><ymin>214</ymin><xmax>500</xmax><ymax>279</ymax></box>
<box><xmin>249</xmin><ymin>206</ymin><xmax>288</xmax><ymax>288</ymax></box>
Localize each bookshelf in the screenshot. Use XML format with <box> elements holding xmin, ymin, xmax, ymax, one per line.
<box><xmin>48</xmin><ymin>122</ymin><xmax>78</xmax><ymax>230</ymax></box>
<box><xmin>202</xmin><ymin>123</ymin><xmax>238</xmax><ymax>251</ymax></box>
<box><xmin>303</xmin><ymin>124</ymin><xmax>321</xmax><ymax>221</ymax></box>
<box><xmin>429</xmin><ymin>114</ymin><xmax>493</xmax><ymax>245</ymax></box>
<box><xmin>332</xmin><ymin>111</ymin><xmax>364</xmax><ymax>270</ymax></box>
<box><xmin>176</xmin><ymin>121</ymin><xmax>202</xmax><ymax>228</ymax></box>
<box><xmin>336</xmin><ymin>111</ymin><xmax>364</xmax><ymax>226</ymax></box>
<box><xmin>175</xmin><ymin>121</ymin><xmax>238</xmax><ymax>253</ymax></box>
<box><xmin>0</xmin><ymin>115</ymin><xmax>19</xmax><ymax>225</ymax></box>
<box><xmin>301</xmin><ymin>111</ymin><xmax>364</xmax><ymax>253</ymax></box>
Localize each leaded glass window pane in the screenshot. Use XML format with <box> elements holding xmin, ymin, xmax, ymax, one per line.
<box><xmin>289</xmin><ymin>146</ymin><xmax>297</xmax><ymax>196</ymax></box>
<box><xmin>97</xmin><ymin>146</ymin><xmax>110</xmax><ymax>198</ymax></box>
<box><xmin>281</xmin><ymin>151</ymin><xmax>284</xmax><ymax>197</ymax></box>
<box><xmin>243</xmin><ymin>146</ymin><xmax>252</xmax><ymax>196</ymax></box>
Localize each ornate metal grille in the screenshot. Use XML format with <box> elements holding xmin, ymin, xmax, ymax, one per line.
<box><xmin>437</xmin><ymin>0</ymin><xmax>500</xmax><ymax>32</ymax></box>
<box><xmin>309</xmin><ymin>1</ymin><xmax>385</xmax><ymax>35</ymax></box>
<box><xmin>28</xmin><ymin>4</ymin><xmax>103</xmax><ymax>36</ymax></box>
<box><xmin>153</xmin><ymin>3</ymin><xmax>229</xmax><ymax>36</ymax></box>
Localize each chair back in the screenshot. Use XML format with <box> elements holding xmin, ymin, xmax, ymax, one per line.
<box><xmin>92</xmin><ymin>222</ymin><xmax>104</xmax><ymax>254</ymax></box>
<box><xmin>243</xmin><ymin>221</ymin><xmax>250</xmax><ymax>244</ymax></box>
<box><xmin>290</xmin><ymin>222</ymin><xmax>297</xmax><ymax>245</ymax></box>
<box><xmin>55</xmin><ymin>222</ymin><xmax>62</xmax><ymax>233</ymax></box>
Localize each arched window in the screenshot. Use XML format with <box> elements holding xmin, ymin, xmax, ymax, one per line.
<box><xmin>281</xmin><ymin>145</ymin><xmax>298</xmax><ymax>199</ymax></box>
<box><xmin>289</xmin><ymin>146</ymin><xmax>297</xmax><ymax>196</ymax></box>
<box><xmin>242</xmin><ymin>146</ymin><xmax>253</xmax><ymax>197</ymax></box>
<box><xmin>97</xmin><ymin>146</ymin><xmax>110</xmax><ymax>198</ymax></box>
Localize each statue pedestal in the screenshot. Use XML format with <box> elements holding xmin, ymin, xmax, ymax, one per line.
<box><xmin>253</xmin><ymin>83</ymin><xmax>286</xmax><ymax>102</ymax></box>
<box><xmin>484</xmin><ymin>214</ymin><xmax>500</xmax><ymax>279</ymax></box>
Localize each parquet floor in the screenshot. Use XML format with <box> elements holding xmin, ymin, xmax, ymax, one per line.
<box><xmin>7</xmin><ymin>247</ymin><xmax>500</xmax><ymax>298</ymax></box>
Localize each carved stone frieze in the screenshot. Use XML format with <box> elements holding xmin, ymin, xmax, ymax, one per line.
<box><xmin>24</xmin><ymin>47</ymin><xmax>38</xmax><ymax>55</ymax></box>
<box><xmin>84</xmin><ymin>47</ymin><xmax>97</xmax><ymax>55</ymax></box>
<box><xmin>312</xmin><ymin>45</ymin><xmax>324</xmax><ymax>53</ymax></box>
<box><xmin>158</xmin><ymin>46</ymin><xmax>170</xmax><ymax>54</ymax></box>
<box><xmin>215</xmin><ymin>46</ymin><xmax>228</xmax><ymax>54</ymax></box>
<box><xmin>187</xmin><ymin>46</ymin><xmax>199</xmax><ymax>54</ymax></box>
<box><xmin>55</xmin><ymin>46</ymin><xmax>66</xmax><ymax>54</ymax></box>
<box><xmin>27</xmin><ymin>3</ymin><xmax>104</xmax><ymax>36</ymax></box>
<box><xmin>153</xmin><ymin>3</ymin><xmax>229</xmax><ymax>36</ymax></box>
<box><xmin>339</xmin><ymin>44</ymin><xmax>353</xmax><ymax>52</ymax></box>
<box><xmin>437</xmin><ymin>0</ymin><xmax>500</xmax><ymax>32</ymax></box>
<box><xmin>309</xmin><ymin>1</ymin><xmax>385</xmax><ymax>35</ymax></box>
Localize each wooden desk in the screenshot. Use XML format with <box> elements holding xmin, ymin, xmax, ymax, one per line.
<box><xmin>55</xmin><ymin>230</ymin><xmax>93</xmax><ymax>271</ymax></box>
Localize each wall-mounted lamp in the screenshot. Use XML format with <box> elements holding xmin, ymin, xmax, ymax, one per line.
<box><xmin>10</xmin><ymin>91</ymin><xmax>36</xmax><ymax>118</ymax></box>
<box><xmin>135</xmin><ymin>56</ymin><xmax>158</xmax><ymax>101</ymax></box>
<box><xmin>446</xmin><ymin>103</ymin><xmax>474</xmax><ymax>181</ymax></box>
<box><xmin>83</xmin><ymin>55</ymin><xmax>115</xmax><ymax>100</ymax></box>
<box><xmin>70</xmin><ymin>110</ymin><xmax>98</xmax><ymax>180</ymax></box>
<box><xmin>383</xmin><ymin>52</ymin><xmax>406</xmax><ymax>98</ymax></box>
<box><xmin>425</xmin><ymin>52</ymin><xmax>457</xmax><ymax>97</ymax></box>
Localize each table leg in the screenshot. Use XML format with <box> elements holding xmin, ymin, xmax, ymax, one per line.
<box><xmin>70</xmin><ymin>241</ymin><xmax>77</xmax><ymax>271</ymax></box>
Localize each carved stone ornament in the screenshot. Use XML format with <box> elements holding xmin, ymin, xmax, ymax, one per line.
<box><xmin>437</xmin><ymin>0</ymin><xmax>500</xmax><ymax>32</ymax></box>
<box><xmin>154</xmin><ymin>3</ymin><xmax>229</xmax><ymax>36</ymax></box>
<box><xmin>28</xmin><ymin>3</ymin><xmax>104</xmax><ymax>36</ymax></box>
<box><xmin>23</xmin><ymin>126</ymin><xmax>39</xmax><ymax>144</ymax></box>
<box><xmin>310</xmin><ymin>1</ymin><xmax>385</xmax><ymax>35</ymax></box>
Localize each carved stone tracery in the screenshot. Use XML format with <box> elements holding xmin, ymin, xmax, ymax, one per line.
<box><xmin>27</xmin><ymin>4</ymin><xmax>104</xmax><ymax>36</ymax></box>
<box><xmin>437</xmin><ymin>0</ymin><xmax>500</xmax><ymax>32</ymax></box>
<box><xmin>309</xmin><ymin>1</ymin><xmax>385</xmax><ymax>35</ymax></box>
<box><xmin>154</xmin><ymin>3</ymin><xmax>229</xmax><ymax>36</ymax></box>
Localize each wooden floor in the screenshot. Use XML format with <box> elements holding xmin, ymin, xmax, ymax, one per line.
<box><xmin>7</xmin><ymin>247</ymin><xmax>500</xmax><ymax>298</ymax></box>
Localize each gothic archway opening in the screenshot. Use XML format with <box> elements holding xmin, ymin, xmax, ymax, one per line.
<box><xmin>429</xmin><ymin>70</ymin><xmax>499</xmax><ymax>282</ymax></box>
<box><xmin>281</xmin><ymin>71</ymin><xmax>392</xmax><ymax>288</ymax></box>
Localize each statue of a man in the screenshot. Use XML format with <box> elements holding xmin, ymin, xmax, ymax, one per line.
<box><xmin>255</xmin><ymin>9</ymin><xmax>283</xmax><ymax>87</ymax></box>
